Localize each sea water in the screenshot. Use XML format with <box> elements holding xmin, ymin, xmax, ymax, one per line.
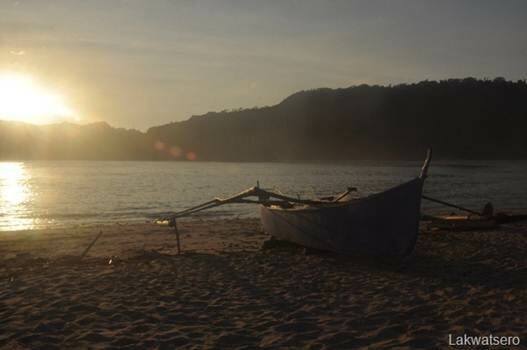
<box><xmin>1</xmin><ymin>160</ymin><xmax>526</xmax><ymax>231</ymax></box>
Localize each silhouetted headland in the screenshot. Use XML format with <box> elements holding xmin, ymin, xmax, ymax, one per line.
<box><xmin>1</xmin><ymin>78</ymin><xmax>526</xmax><ymax>161</ymax></box>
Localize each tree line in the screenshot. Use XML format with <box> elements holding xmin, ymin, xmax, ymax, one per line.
<box><xmin>2</xmin><ymin>78</ymin><xmax>526</xmax><ymax>161</ymax></box>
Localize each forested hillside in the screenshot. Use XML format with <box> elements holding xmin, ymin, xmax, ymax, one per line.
<box><xmin>2</xmin><ymin>78</ymin><xmax>526</xmax><ymax>161</ymax></box>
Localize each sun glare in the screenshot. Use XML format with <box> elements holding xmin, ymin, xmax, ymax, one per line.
<box><xmin>0</xmin><ymin>162</ymin><xmax>34</xmax><ymax>230</ymax></box>
<box><xmin>0</xmin><ymin>73</ymin><xmax>78</xmax><ymax>124</ymax></box>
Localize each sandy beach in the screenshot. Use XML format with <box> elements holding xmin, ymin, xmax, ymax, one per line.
<box><xmin>1</xmin><ymin>218</ymin><xmax>526</xmax><ymax>349</ymax></box>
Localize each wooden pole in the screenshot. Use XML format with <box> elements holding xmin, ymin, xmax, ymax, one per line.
<box><xmin>333</xmin><ymin>187</ymin><xmax>357</xmax><ymax>202</ymax></box>
<box><xmin>172</xmin><ymin>199</ymin><xmax>219</xmax><ymax>217</ymax></box>
<box><xmin>169</xmin><ymin>187</ymin><xmax>258</xmax><ymax>219</ymax></box>
<box><xmin>171</xmin><ymin>218</ymin><xmax>181</xmax><ymax>254</ymax></box>
<box><xmin>422</xmin><ymin>195</ymin><xmax>482</xmax><ymax>216</ymax></box>
<box><xmin>80</xmin><ymin>230</ymin><xmax>103</xmax><ymax>260</ymax></box>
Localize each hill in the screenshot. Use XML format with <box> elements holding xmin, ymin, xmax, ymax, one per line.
<box><xmin>147</xmin><ymin>78</ymin><xmax>527</xmax><ymax>161</ymax></box>
<box><xmin>0</xmin><ymin>121</ymin><xmax>160</xmax><ymax>160</ymax></box>
<box><xmin>2</xmin><ymin>78</ymin><xmax>526</xmax><ymax>161</ymax></box>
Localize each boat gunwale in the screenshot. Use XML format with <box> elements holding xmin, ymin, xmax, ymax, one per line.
<box><xmin>262</xmin><ymin>177</ymin><xmax>423</xmax><ymax>213</ymax></box>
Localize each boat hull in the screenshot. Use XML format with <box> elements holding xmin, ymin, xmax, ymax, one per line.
<box><xmin>260</xmin><ymin>178</ymin><xmax>424</xmax><ymax>257</ymax></box>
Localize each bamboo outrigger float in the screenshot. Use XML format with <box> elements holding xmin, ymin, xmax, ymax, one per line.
<box><xmin>159</xmin><ymin>149</ymin><xmax>432</xmax><ymax>258</ymax></box>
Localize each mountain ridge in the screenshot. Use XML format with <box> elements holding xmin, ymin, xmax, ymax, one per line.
<box><xmin>2</xmin><ymin>78</ymin><xmax>526</xmax><ymax>161</ymax></box>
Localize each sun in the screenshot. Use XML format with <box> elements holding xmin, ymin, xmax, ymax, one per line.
<box><xmin>0</xmin><ymin>72</ymin><xmax>78</xmax><ymax>124</ymax></box>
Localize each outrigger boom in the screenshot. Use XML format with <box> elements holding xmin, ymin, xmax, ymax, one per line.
<box><xmin>157</xmin><ymin>184</ymin><xmax>355</xmax><ymax>225</ymax></box>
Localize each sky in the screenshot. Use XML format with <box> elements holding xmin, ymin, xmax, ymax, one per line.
<box><xmin>1</xmin><ymin>0</ymin><xmax>526</xmax><ymax>130</ymax></box>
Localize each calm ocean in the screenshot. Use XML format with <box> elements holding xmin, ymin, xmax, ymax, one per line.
<box><xmin>1</xmin><ymin>160</ymin><xmax>526</xmax><ymax>231</ymax></box>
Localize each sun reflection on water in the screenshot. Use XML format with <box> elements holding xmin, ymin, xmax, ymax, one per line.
<box><xmin>0</xmin><ymin>162</ymin><xmax>34</xmax><ymax>231</ymax></box>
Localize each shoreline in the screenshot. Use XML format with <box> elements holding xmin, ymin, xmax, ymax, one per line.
<box><xmin>1</xmin><ymin>218</ymin><xmax>526</xmax><ymax>348</ymax></box>
<box><xmin>2</xmin><ymin>206</ymin><xmax>525</xmax><ymax>234</ymax></box>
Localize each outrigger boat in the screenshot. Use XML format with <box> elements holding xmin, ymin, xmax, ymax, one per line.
<box><xmin>261</xmin><ymin>150</ymin><xmax>431</xmax><ymax>257</ymax></box>
<box><xmin>158</xmin><ymin>149</ymin><xmax>432</xmax><ymax>258</ymax></box>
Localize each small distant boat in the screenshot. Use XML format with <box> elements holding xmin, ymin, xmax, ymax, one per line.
<box><xmin>260</xmin><ymin>150</ymin><xmax>432</xmax><ymax>257</ymax></box>
<box><xmin>426</xmin><ymin>215</ymin><xmax>498</xmax><ymax>231</ymax></box>
<box><xmin>425</xmin><ymin>212</ymin><xmax>527</xmax><ymax>231</ymax></box>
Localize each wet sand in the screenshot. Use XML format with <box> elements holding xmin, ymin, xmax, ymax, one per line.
<box><xmin>1</xmin><ymin>218</ymin><xmax>526</xmax><ymax>349</ymax></box>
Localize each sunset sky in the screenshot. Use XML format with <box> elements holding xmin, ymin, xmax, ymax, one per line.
<box><xmin>1</xmin><ymin>0</ymin><xmax>526</xmax><ymax>129</ymax></box>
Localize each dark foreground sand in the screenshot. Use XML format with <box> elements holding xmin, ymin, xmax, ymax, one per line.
<box><xmin>1</xmin><ymin>218</ymin><xmax>526</xmax><ymax>349</ymax></box>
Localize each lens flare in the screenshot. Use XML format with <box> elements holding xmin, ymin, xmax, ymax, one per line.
<box><xmin>186</xmin><ymin>151</ymin><xmax>197</xmax><ymax>161</ymax></box>
<box><xmin>170</xmin><ymin>146</ymin><xmax>182</xmax><ymax>158</ymax></box>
